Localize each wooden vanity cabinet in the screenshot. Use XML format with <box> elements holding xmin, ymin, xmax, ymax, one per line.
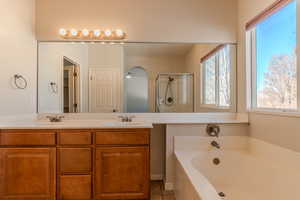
<box><xmin>0</xmin><ymin>128</ymin><xmax>150</xmax><ymax>200</ymax></box>
<box><xmin>94</xmin><ymin>129</ymin><xmax>150</xmax><ymax>200</ymax></box>
<box><xmin>0</xmin><ymin>148</ymin><xmax>56</xmax><ymax>200</ymax></box>
<box><xmin>95</xmin><ymin>146</ymin><xmax>150</xmax><ymax>200</ymax></box>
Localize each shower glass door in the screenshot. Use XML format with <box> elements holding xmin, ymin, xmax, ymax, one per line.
<box><xmin>156</xmin><ymin>73</ymin><xmax>194</xmax><ymax>112</ymax></box>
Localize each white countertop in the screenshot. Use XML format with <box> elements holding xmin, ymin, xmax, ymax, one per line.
<box><xmin>0</xmin><ymin>113</ymin><xmax>248</xmax><ymax>129</ymax></box>
<box><xmin>0</xmin><ymin>120</ymin><xmax>153</xmax><ymax>129</ymax></box>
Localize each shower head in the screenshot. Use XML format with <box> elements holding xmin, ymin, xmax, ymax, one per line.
<box><xmin>168</xmin><ymin>77</ymin><xmax>174</xmax><ymax>82</ymax></box>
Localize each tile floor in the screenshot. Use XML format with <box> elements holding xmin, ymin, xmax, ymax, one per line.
<box><xmin>151</xmin><ymin>181</ymin><xmax>176</xmax><ymax>200</ymax></box>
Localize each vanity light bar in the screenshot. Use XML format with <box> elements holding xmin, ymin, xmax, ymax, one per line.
<box><xmin>59</xmin><ymin>28</ymin><xmax>127</xmax><ymax>40</ymax></box>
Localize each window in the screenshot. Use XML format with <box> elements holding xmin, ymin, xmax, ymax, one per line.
<box><xmin>202</xmin><ymin>45</ymin><xmax>232</xmax><ymax>108</ymax></box>
<box><xmin>248</xmin><ymin>0</ymin><xmax>297</xmax><ymax>111</ymax></box>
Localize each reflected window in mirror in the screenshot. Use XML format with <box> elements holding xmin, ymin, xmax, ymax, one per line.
<box><xmin>201</xmin><ymin>45</ymin><xmax>234</xmax><ymax>109</ymax></box>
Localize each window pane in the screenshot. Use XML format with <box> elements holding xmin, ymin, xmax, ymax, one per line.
<box><xmin>219</xmin><ymin>46</ymin><xmax>231</xmax><ymax>107</ymax></box>
<box><xmin>256</xmin><ymin>1</ymin><xmax>297</xmax><ymax>109</ymax></box>
<box><xmin>204</xmin><ymin>56</ymin><xmax>216</xmax><ymax>104</ymax></box>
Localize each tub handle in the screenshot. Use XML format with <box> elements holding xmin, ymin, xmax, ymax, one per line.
<box><xmin>206</xmin><ymin>124</ymin><xmax>220</xmax><ymax>137</ymax></box>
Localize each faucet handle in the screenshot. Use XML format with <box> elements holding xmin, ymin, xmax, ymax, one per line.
<box><xmin>127</xmin><ymin>115</ymin><xmax>136</xmax><ymax>122</ymax></box>
<box><xmin>118</xmin><ymin>115</ymin><xmax>127</xmax><ymax>122</ymax></box>
<box><xmin>46</xmin><ymin>115</ymin><xmax>64</xmax><ymax>122</ymax></box>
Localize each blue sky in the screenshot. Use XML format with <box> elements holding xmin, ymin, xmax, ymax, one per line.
<box><xmin>256</xmin><ymin>1</ymin><xmax>297</xmax><ymax>90</ymax></box>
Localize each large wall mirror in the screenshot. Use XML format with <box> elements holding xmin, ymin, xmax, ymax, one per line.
<box><xmin>38</xmin><ymin>42</ymin><xmax>236</xmax><ymax>113</ymax></box>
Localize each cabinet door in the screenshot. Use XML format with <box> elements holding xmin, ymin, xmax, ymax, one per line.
<box><xmin>0</xmin><ymin>148</ymin><xmax>56</xmax><ymax>200</ymax></box>
<box><xmin>95</xmin><ymin>147</ymin><xmax>149</xmax><ymax>200</ymax></box>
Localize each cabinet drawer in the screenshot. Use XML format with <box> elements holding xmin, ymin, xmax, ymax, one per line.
<box><xmin>0</xmin><ymin>130</ymin><xmax>56</xmax><ymax>146</ymax></box>
<box><xmin>60</xmin><ymin>175</ymin><xmax>92</xmax><ymax>200</ymax></box>
<box><xmin>58</xmin><ymin>131</ymin><xmax>92</xmax><ymax>145</ymax></box>
<box><xmin>59</xmin><ymin>148</ymin><xmax>92</xmax><ymax>173</ymax></box>
<box><xmin>95</xmin><ymin>130</ymin><xmax>149</xmax><ymax>145</ymax></box>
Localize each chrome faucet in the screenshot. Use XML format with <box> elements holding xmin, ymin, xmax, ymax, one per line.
<box><xmin>118</xmin><ymin>115</ymin><xmax>135</xmax><ymax>122</ymax></box>
<box><xmin>46</xmin><ymin>115</ymin><xmax>64</xmax><ymax>122</ymax></box>
<box><xmin>211</xmin><ymin>141</ymin><xmax>220</xmax><ymax>149</ymax></box>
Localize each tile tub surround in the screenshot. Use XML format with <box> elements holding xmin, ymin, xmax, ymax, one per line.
<box><xmin>174</xmin><ymin>136</ymin><xmax>300</xmax><ymax>200</ymax></box>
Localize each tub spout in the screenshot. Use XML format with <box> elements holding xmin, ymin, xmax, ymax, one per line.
<box><xmin>211</xmin><ymin>141</ymin><xmax>220</xmax><ymax>149</ymax></box>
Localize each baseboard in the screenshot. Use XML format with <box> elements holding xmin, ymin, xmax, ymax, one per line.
<box><xmin>164</xmin><ymin>182</ymin><xmax>174</xmax><ymax>191</ymax></box>
<box><xmin>151</xmin><ymin>174</ymin><xmax>163</xmax><ymax>180</ymax></box>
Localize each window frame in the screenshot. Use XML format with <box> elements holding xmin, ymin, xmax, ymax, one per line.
<box><xmin>247</xmin><ymin>0</ymin><xmax>299</xmax><ymax>113</ymax></box>
<box><xmin>201</xmin><ymin>45</ymin><xmax>236</xmax><ymax>110</ymax></box>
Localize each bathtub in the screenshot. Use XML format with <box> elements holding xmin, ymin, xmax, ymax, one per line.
<box><xmin>174</xmin><ymin>136</ymin><xmax>300</xmax><ymax>200</ymax></box>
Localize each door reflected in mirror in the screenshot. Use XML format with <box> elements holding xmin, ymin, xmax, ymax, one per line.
<box><xmin>38</xmin><ymin>42</ymin><xmax>236</xmax><ymax>113</ymax></box>
<box><xmin>63</xmin><ymin>57</ymin><xmax>80</xmax><ymax>113</ymax></box>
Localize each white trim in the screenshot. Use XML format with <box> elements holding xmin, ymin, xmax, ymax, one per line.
<box><xmin>164</xmin><ymin>182</ymin><xmax>174</xmax><ymax>191</ymax></box>
<box><xmin>230</xmin><ymin>44</ymin><xmax>237</xmax><ymax>112</ymax></box>
<box><xmin>245</xmin><ymin>30</ymin><xmax>253</xmax><ymax>110</ymax></box>
<box><xmin>250</xmin><ymin>109</ymin><xmax>300</xmax><ymax>118</ymax></box>
<box><xmin>200</xmin><ymin>104</ymin><xmax>230</xmax><ymax>110</ymax></box>
<box><xmin>151</xmin><ymin>174</ymin><xmax>163</xmax><ymax>181</ymax></box>
<box><xmin>297</xmin><ymin>0</ymin><xmax>300</xmax><ymax>113</ymax></box>
<box><xmin>215</xmin><ymin>52</ymin><xmax>220</xmax><ymax>106</ymax></box>
<box><xmin>250</xmin><ymin>29</ymin><xmax>257</xmax><ymax>109</ymax></box>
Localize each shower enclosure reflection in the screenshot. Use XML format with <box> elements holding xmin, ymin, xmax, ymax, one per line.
<box><xmin>124</xmin><ymin>67</ymin><xmax>149</xmax><ymax>113</ymax></box>
<box><xmin>156</xmin><ymin>73</ymin><xmax>194</xmax><ymax>112</ymax></box>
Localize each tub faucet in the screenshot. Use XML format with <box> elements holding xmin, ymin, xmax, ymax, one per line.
<box><xmin>211</xmin><ymin>141</ymin><xmax>220</xmax><ymax>149</ymax></box>
<box><xmin>206</xmin><ymin>124</ymin><xmax>220</xmax><ymax>137</ymax></box>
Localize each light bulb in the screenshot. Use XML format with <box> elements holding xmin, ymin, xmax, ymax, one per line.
<box><xmin>82</xmin><ymin>29</ymin><xmax>90</xmax><ymax>37</ymax></box>
<box><xmin>70</xmin><ymin>29</ymin><xmax>78</xmax><ymax>37</ymax></box>
<box><xmin>59</xmin><ymin>28</ymin><xmax>67</xmax><ymax>36</ymax></box>
<box><xmin>125</xmin><ymin>73</ymin><xmax>132</xmax><ymax>79</ymax></box>
<box><xmin>105</xmin><ymin>29</ymin><xmax>112</xmax><ymax>37</ymax></box>
<box><xmin>115</xmin><ymin>29</ymin><xmax>124</xmax><ymax>37</ymax></box>
<box><xmin>93</xmin><ymin>29</ymin><xmax>101</xmax><ymax>37</ymax></box>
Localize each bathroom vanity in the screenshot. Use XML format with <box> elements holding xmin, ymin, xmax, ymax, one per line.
<box><xmin>0</xmin><ymin>128</ymin><xmax>151</xmax><ymax>200</ymax></box>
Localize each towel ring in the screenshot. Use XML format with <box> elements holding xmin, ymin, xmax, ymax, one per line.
<box><xmin>50</xmin><ymin>82</ymin><xmax>58</xmax><ymax>93</ymax></box>
<box><xmin>14</xmin><ymin>74</ymin><xmax>28</xmax><ymax>89</ymax></box>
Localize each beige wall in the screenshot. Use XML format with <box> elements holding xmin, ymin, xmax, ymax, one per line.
<box><xmin>88</xmin><ymin>44</ymin><xmax>124</xmax><ymax>68</ymax></box>
<box><xmin>237</xmin><ymin>0</ymin><xmax>300</xmax><ymax>152</ymax></box>
<box><xmin>36</xmin><ymin>0</ymin><xmax>237</xmax><ymax>43</ymax></box>
<box><xmin>0</xmin><ymin>0</ymin><xmax>37</xmax><ymax>115</ymax></box>
<box><xmin>38</xmin><ymin>43</ymin><xmax>89</xmax><ymax>113</ymax></box>
<box><xmin>150</xmin><ymin>125</ymin><xmax>166</xmax><ymax>180</ymax></box>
